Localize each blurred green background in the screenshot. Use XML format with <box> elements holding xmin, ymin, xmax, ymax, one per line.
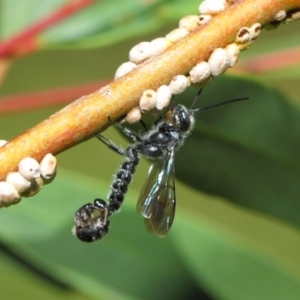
<box><xmin>0</xmin><ymin>0</ymin><xmax>300</xmax><ymax>299</ymax></box>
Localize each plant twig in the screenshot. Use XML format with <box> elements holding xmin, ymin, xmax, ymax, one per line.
<box><xmin>0</xmin><ymin>0</ymin><xmax>299</xmax><ymax>180</ymax></box>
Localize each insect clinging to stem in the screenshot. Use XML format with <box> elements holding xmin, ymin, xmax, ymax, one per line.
<box><xmin>73</xmin><ymin>89</ymin><xmax>248</xmax><ymax>242</ymax></box>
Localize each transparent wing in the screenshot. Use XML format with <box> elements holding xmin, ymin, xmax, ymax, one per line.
<box><xmin>136</xmin><ymin>149</ymin><xmax>176</xmax><ymax>237</ymax></box>
<box><xmin>136</xmin><ymin>159</ymin><xmax>164</xmax><ymax>218</ymax></box>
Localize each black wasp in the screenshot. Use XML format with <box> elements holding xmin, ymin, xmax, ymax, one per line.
<box><xmin>74</xmin><ymin>90</ymin><xmax>248</xmax><ymax>242</ymax></box>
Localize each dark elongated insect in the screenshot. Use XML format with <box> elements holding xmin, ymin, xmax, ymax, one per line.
<box><xmin>74</xmin><ymin>90</ymin><xmax>248</xmax><ymax>242</ymax></box>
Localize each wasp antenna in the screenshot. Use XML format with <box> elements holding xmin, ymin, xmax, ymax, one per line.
<box><xmin>189</xmin><ymin>89</ymin><xmax>203</xmax><ymax>110</ymax></box>
<box><xmin>139</xmin><ymin>119</ymin><xmax>148</xmax><ymax>132</ymax></box>
<box><xmin>191</xmin><ymin>97</ymin><xmax>249</xmax><ymax>114</ymax></box>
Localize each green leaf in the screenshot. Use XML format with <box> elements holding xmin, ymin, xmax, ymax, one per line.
<box><xmin>0</xmin><ymin>244</ymin><xmax>94</xmax><ymax>300</ymax></box>
<box><xmin>0</xmin><ymin>170</ymin><xmax>203</xmax><ymax>300</ymax></box>
<box><xmin>172</xmin><ymin>210</ymin><xmax>300</xmax><ymax>300</ymax></box>
<box><xmin>0</xmin><ymin>0</ymin><xmax>66</xmax><ymax>39</ymax></box>
<box><xmin>0</xmin><ymin>0</ymin><xmax>201</xmax><ymax>49</ymax></box>
<box><xmin>175</xmin><ymin>75</ymin><xmax>300</xmax><ymax>228</ymax></box>
<box><xmin>40</xmin><ymin>0</ymin><xmax>202</xmax><ymax>49</ymax></box>
<box><xmin>1</xmin><ymin>167</ymin><xmax>300</xmax><ymax>300</ymax></box>
<box><xmin>40</xmin><ymin>0</ymin><xmax>165</xmax><ymax>48</ymax></box>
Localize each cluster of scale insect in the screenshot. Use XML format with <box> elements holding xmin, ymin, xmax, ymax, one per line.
<box><xmin>113</xmin><ymin>0</ymin><xmax>264</xmax><ymax>124</ymax></box>
<box><xmin>0</xmin><ymin>146</ymin><xmax>56</xmax><ymax>207</ymax></box>
<box><xmin>114</xmin><ymin>1</ymin><xmax>299</xmax><ymax>124</ymax></box>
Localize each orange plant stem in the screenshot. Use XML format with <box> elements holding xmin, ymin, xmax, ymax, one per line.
<box><xmin>0</xmin><ymin>0</ymin><xmax>299</xmax><ymax>180</ymax></box>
